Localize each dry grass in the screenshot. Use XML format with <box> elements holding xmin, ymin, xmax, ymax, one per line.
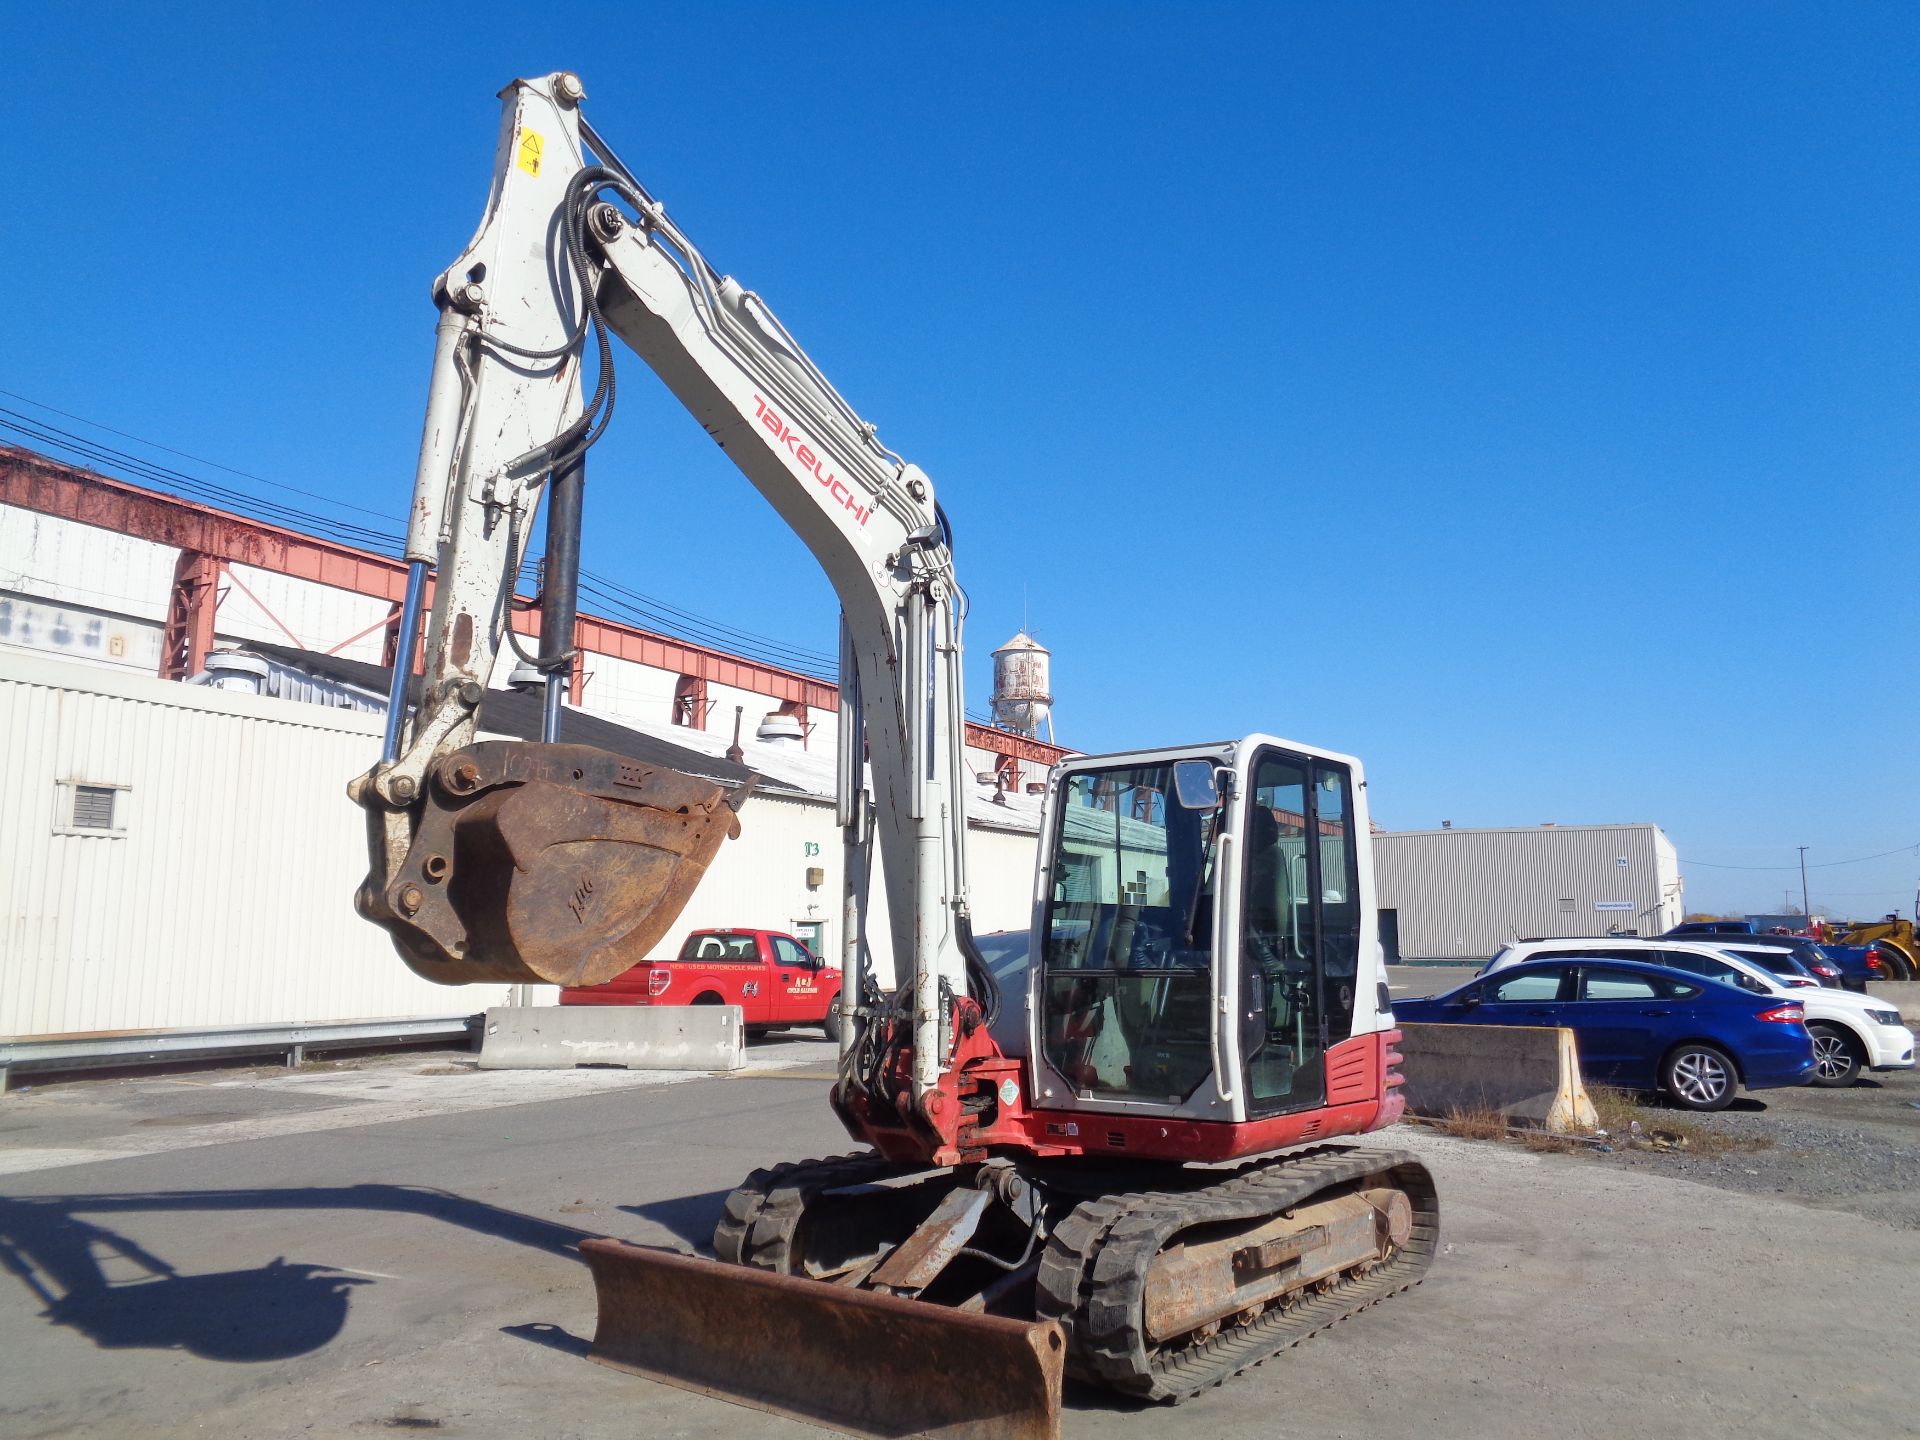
<box><xmin>1518</xmin><ymin>1130</ymin><xmax>1589</xmax><ymax>1155</ymax></box>
<box><xmin>1422</xmin><ymin>1086</ymin><xmax>1775</xmax><ymax>1160</ymax></box>
<box><xmin>1436</xmin><ymin>1106</ymin><xmax>1514</xmax><ymax>1141</ymax></box>
<box><xmin>1586</xmin><ymin>1086</ymin><xmax>1773</xmax><ymax>1156</ymax></box>
<box><xmin>1586</xmin><ymin>1086</ymin><xmax>1644</xmax><ymax>1136</ymax></box>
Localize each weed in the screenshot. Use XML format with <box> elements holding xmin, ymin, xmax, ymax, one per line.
<box><xmin>1437</xmin><ymin>1106</ymin><xmax>1511</xmax><ymax>1141</ymax></box>
<box><xmin>1586</xmin><ymin>1086</ymin><xmax>1772</xmax><ymax>1155</ymax></box>
<box><xmin>1519</xmin><ymin>1130</ymin><xmax>1589</xmax><ymax>1155</ymax></box>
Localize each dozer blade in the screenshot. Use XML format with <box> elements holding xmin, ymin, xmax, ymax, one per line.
<box><xmin>581</xmin><ymin>1241</ymin><xmax>1064</xmax><ymax>1440</ymax></box>
<box><xmin>360</xmin><ymin>742</ymin><xmax>751</xmax><ymax>986</ymax></box>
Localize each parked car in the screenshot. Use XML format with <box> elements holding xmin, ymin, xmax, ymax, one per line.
<box><xmin>1812</xmin><ymin>943</ymin><xmax>1888</xmax><ymax>992</ymax></box>
<box><xmin>1482</xmin><ymin>939</ymin><xmax>1914</xmax><ymax>1087</ymax></box>
<box><xmin>1716</xmin><ymin>939</ymin><xmax>1841</xmax><ymax>990</ymax></box>
<box><xmin>1401</xmin><ymin>957</ymin><xmax>1815</xmax><ymax>1110</ymax></box>
<box><xmin>1662</xmin><ymin>926</ymin><xmax>1854</xmax><ymax>989</ymax></box>
<box><xmin>1485</xmin><ymin>936</ymin><xmax>1817</xmax><ymax>985</ymax></box>
<box><xmin>560</xmin><ymin>928</ymin><xmax>843</xmax><ymax>1040</ymax></box>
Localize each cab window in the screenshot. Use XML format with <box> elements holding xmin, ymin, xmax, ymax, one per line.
<box><xmin>678</xmin><ymin>933</ymin><xmax>758</xmax><ymax>963</ymax></box>
<box><xmin>1580</xmin><ymin>969</ymin><xmax>1660</xmax><ymax>1001</ymax></box>
<box><xmin>1488</xmin><ymin>969</ymin><xmax>1568</xmax><ymax>1002</ymax></box>
<box><xmin>1040</xmin><ymin>760</ymin><xmax>1218</xmax><ymax>1103</ymax></box>
<box><xmin>1238</xmin><ymin>751</ymin><xmax>1361</xmax><ymax>1116</ymax></box>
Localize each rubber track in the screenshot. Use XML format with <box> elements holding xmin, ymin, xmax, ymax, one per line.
<box><xmin>1033</xmin><ymin>1145</ymin><xmax>1439</xmax><ymax>1402</ymax></box>
<box><xmin>712</xmin><ymin>1150</ymin><xmax>904</xmax><ymax>1271</ymax></box>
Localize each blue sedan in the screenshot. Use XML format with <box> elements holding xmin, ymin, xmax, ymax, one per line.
<box><xmin>1396</xmin><ymin>958</ymin><xmax>1816</xmax><ymax>1111</ymax></box>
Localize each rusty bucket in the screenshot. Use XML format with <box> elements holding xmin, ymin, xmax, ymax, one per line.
<box><xmin>580</xmin><ymin>1241</ymin><xmax>1064</xmax><ymax>1440</ymax></box>
<box><xmin>362</xmin><ymin>742</ymin><xmax>750</xmax><ymax>986</ymax></box>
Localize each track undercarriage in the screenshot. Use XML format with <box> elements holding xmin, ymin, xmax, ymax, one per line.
<box><xmin>716</xmin><ymin>1144</ymin><xmax>1436</xmax><ymax>1400</ymax></box>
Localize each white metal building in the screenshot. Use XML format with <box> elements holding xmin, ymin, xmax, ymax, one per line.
<box><xmin>0</xmin><ymin>647</ymin><xmax>1047</xmax><ymax>1041</ymax></box>
<box><xmin>0</xmin><ymin>447</ymin><xmax>1066</xmax><ymax>1044</ymax></box>
<box><xmin>1372</xmin><ymin>824</ymin><xmax>1683</xmax><ymax>962</ymax></box>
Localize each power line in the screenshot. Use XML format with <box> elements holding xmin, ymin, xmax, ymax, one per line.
<box><xmin>1</xmin><ymin>392</ymin><xmax>838</xmax><ymax>679</ymax></box>
<box><xmin>0</xmin><ymin>388</ymin><xmax>399</xmax><ymax>521</ymax></box>
<box><xmin>1682</xmin><ymin>843</ymin><xmax>1920</xmax><ymax>872</ymax></box>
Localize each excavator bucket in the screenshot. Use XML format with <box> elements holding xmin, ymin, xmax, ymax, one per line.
<box><xmin>580</xmin><ymin>1241</ymin><xmax>1065</xmax><ymax>1440</ymax></box>
<box><xmin>360</xmin><ymin>742</ymin><xmax>751</xmax><ymax>986</ymax></box>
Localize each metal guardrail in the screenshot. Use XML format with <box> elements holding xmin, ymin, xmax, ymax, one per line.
<box><xmin>0</xmin><ymin>1015</ymin><xmax>480</xmax><ymax>1092</ymax></box>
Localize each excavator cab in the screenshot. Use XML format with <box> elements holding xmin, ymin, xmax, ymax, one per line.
<box><xmin>1032</xmin><ymin>737</ymin><xmax>1373</xmax><ymax>1122</ymax></box>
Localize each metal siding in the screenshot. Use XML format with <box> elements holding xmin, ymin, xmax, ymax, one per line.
<box><xmin>1</xmin><ymin>650</ymin><xmax>1044</xmax><ymax>1028</ymax></box>
<box><xmin>0</xmin><ymin>651</ymin><xmax>517</xmax><ymax>1037</ymax></box>
<box><xmin>0</xmin><ymin>504</ymin><xmax>177</xmax><ymax>622</ymax></box>
<box><xmin>219</xmin><ymin>564</ymin><xmax>392</xmax><ymax>663</ymax></box>
<box><xmin>638</xmin><ymin>792</ymin><xmax>1039</xmax><ymax>990</ymax></box>
<box><xmin>1374</xmin><ymin>825</ymin><xmax>1676</xmax><ymax>961</ymax></box>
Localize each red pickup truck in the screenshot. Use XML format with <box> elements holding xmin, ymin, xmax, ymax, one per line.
<box><xmin>560</xmin><ymin>928</ymin><xmax>843</xmax><ymax>1040</ymax></box>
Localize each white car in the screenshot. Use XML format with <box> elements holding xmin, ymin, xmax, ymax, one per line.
<box><xmin>1481</xmin><ymin>938</ymin><xmax>1915</xmax><ymax>1088</ymax></box>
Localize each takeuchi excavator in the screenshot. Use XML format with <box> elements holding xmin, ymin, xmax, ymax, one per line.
<box><xmin>349</xmin><ymin>72</ymin><xmax>1437</xmax><ymax>1440</ymax></box>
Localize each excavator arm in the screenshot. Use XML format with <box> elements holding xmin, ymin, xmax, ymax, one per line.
<box><xmin>349</xmin><ymin>72</ymin><xmax>981</xmax><ymax>1098</ymax></box>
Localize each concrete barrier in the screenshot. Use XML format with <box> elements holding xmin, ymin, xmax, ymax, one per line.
<box><xmin>1864</xmin><ymin>982</ymin><xmax>1916</xmax><ymax>1019</ymax></box>
<box><xmin>1396</xmin><ymin>1022</ymin><xmax>1597</xmax><ymax>1134</ymax></box>
<box><xmin>478</xmin><ymin>1005</ymin><xmax>745</xmax><ymax>1072</ymax></box>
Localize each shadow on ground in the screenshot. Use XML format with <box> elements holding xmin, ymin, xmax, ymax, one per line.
<box><xmin>616</xmin><ymin>1189</ymin><xmax>733</xmax><ymax>1253</ymax></box>
<box><xmin>0</xmin><ymin>1186</ymin><xmax>598</xmax><ymax>1362</ymax></box>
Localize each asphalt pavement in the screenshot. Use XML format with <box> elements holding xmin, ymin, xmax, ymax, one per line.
<box><xmin>1</xmin><ymin>1039</ymin><xmax>1915</xmax><ymax>1440</ymax></box>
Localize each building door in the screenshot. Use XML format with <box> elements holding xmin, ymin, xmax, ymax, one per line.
<box><xmin>792</xmin><ymin>920</ymin><xmax>827</xmax><ymax>964</ymax></box>
<box><xmin>1379</xmin><ymin>909</ymin><xmax>1401</xmax><ymax>964</ymax></box>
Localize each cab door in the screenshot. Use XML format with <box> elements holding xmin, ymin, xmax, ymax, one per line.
<box><xmin>1230</xmin><ymin>746</ymin><xmax>1364</xmax><ymax>1117</ymax></box>
<box><xmin>770</xmin><ymin>934</ymin><xmax>823</xmax><ymax>1023</ymax></box>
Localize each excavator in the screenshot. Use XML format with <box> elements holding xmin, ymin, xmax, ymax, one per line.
<box><xmin>349</xmin><ymin>72</ymin><xmax>1437</xmax><ymax>1440</ymax></box>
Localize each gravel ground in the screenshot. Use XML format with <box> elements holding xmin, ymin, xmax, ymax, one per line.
<box><xmin>1588</xmin><ymin>1066</ymin><xmax>1920</xmax><ymax>1227</ymax></box>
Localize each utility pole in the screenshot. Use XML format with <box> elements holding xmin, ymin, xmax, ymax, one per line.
<box><xmin>1797</xmin><ymin>846</ymin><xmax>1811</xmax><ymax>919</ymax></box>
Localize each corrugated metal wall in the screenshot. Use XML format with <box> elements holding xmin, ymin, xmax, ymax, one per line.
<box><xmin>0</xmin><ymin>649</ymin><xmax>521</xmax><ymax>1036</ymax></box>
<box><xmin>1373</xmin><ymin>825</ymin><xmax>1682</xmax><ymax>961</ymax></box>
<box><xmin>1</xmin><ymin>651</ymin><xmax>1044</xmax><ymax>1035</ymax></box>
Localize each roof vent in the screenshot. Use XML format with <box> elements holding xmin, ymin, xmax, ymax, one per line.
<box><xmin>756</xmin><ymin>711</ymin><xmax>805</xmax><ymax>748</ymax></box>
<box><xmin>201</xmin><ymin>650</ymin><xmax>270</xmax><ymax>693</ymax></box>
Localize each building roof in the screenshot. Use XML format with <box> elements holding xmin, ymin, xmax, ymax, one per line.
<box><xmin>232</xmin><ymin>640</ymin><xmax>787</xmax><ymax>794</ymax></box>
<box><xmin>1378</xmin><ymin>823</ymin><xmax>1668</xmax><ymax>838</ymax></box>
<box><xmin>221</xmin><ymin>641</ymin><xmax>1045</xmax><ymax>832</ymax></box>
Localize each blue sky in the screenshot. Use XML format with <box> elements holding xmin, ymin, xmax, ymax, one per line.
<box><xmin>4</xmin><ymin>3</ymin><xmax>1915</xmax><ymax>917</ymax></box>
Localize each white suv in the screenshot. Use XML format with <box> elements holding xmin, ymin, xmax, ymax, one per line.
<box><xmin>1482</xmin><ymin>938</ymin><xmax>1914</xmax><ymax>1088</ymax></box>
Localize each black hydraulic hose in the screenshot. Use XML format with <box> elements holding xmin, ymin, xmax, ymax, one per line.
<box><xmin>957</xmin><ymin>912</ymin><xmax>1001</xmax><ymax>1029</ymax></box>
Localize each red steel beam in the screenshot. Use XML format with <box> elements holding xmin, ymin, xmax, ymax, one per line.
<box><xmin>158</xmin><ymin>550</ymin><xmax>223</xmax><ymax>681</ymax></box>
<box><xmin>0</xmin><ymin>445</ymin><xmax>1072</xmax><ymax>765</ymax></box>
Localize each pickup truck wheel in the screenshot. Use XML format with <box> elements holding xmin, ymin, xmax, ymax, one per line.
<box><xmin>821</xmin><ymin>1005</ymin><xmax>843</xmax><ymax>1044</ymax></box>
<box><xmin>1662</xmin><ymin>1044</ymin><xmax>1735</xmax><ymax>1111</ymax></box>
<box><xmin>692</xmin><ymin>992</ymin><xmax>723</xmax><ymax>1005</ymax></box>
<box><xmin>1808</xmin><ymin>1024</ymin><xmax>1862</xmax><ymax>1087</ymax></box>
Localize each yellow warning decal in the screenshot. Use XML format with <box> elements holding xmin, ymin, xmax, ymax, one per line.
<box><xmin>517</xmin><ymin>128</ymin><xmax>544</xmax><ymax>177</ymax></box>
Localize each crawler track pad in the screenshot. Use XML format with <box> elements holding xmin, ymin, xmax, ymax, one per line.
<box><xmin>581</xmin><ymin>1240</ymin><xmax>1064</xmax><ymax>1440</ymax></box>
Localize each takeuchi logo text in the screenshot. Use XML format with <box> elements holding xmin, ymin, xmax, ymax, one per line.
<box><xmin>752</xmin><ymin>396</ymin><xmax>871</xmax><ymax>527</ymax></box>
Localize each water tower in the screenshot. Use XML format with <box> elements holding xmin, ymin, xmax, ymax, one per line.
<box><xmin>990</xmin><ymin>631</ymin><xmax>1053</xmax><ymax>742</ymax></box>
